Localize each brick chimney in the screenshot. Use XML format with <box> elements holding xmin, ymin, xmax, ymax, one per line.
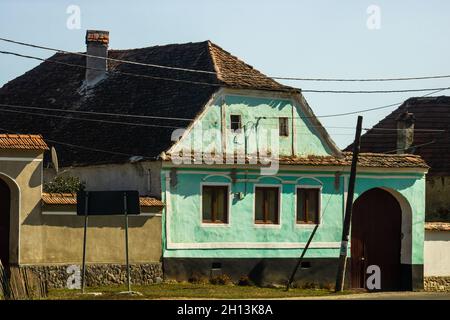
<box><xmin>85</xmin><ymin>30</ymin><xmax>109</xmax><ymax>87</ymax></box>
<box><xmin>396</xmin><ymin>111</ymin><xmax>415</xmax><ymax>154</ymax></box>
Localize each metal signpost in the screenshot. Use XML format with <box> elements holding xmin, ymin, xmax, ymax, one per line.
<box><xmin>77</xmin><ymin>190</ymin><xmax>140</xmax><ymax>294</ymax></box>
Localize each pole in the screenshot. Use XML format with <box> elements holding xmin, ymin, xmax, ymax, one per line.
<box><xmin>81</xmin><ymin>192</ymin><xmax>89</xmax><ymax>294</ymax></box>
<box><xmin>286</xmin><ymin>224</ymin><xmax>319</xmax><ymax>291</ymax></box>
<box><xmin>124</xmin><ymin>192</ymin><xmax>131</xmax><ymax>293</ymax></box>
<box><xmin>335</xmin><ymin>116</ymin><xmax>363</xmax><ymax>292</ymax></box>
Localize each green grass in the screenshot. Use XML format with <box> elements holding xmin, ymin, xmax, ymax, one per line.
<box><xmin>47</xmin><ymin>283</ymin><xmax>354</xmax><ymax>300</ymax></box>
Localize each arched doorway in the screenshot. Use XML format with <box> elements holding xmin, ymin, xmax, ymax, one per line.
<box><xmin>351</xmin><ymin>188</ymin><xmax>402</xmax><ymax>291</ymax></box>
<box><xmin>0</xmin><ymin>178</ymin><xmax>11</xmax><ymax>266</ymax></box>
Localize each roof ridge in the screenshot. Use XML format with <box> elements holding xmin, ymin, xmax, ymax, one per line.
<box><xmin>206</xmin><ymin>40</ymin><xmax>224</xmax><ymax>83</ymax></box>
<box><xmin>206</xmin><ymin>40</ymin><xmax>290</xmax><ymax>90</ymax></box>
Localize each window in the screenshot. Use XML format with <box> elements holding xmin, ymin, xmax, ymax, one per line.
<box><xmin>202</xmin><ymin>185</ymin><xmax>229</xmax><ymax>223</ymax></box>
<box><xmin>296</xmin><ymin>188</ymin><xmax>320</xmax><ymax>224</ymax></box>
<box><xmin>279</xmin><ymin>117</ymin><xmax>289</xmax><ymax>136</ymax></box>
<box><xmin>255</xmin><ymin>187</ymin><xmax>279</xmax><ymax>224</ymax></box>
<box><xmin>230</xmin><ymin>115</ymin><xmax>242</xmax><ymax>132</ymax></box>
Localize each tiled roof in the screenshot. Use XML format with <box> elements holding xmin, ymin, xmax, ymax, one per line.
<box><xmin>346</xmin><ymin>96</ymin><xmax>450</xmax><ymax>176</ymax></box>
<box><xmin>0</xmin><ymin>134</ymin><xmax>48</xmax><ymax>150</ymax></box>
<box><xmin>425</xmin><ymin>222</ymin><xmax>450</xmax><ymax>231</ymax></box>
<box><xmin>0</xmin><ymin>41</ymin><xmax>292</xmax><ymax>167</ymax></box>
<box><xmin>162</xmin><ymin>152</ymin><xmax>428</xmax><ymax>169</ymax></box>
<box><xmin>278</xmin><ymin>152</ymin><xmax>428</xmax><ymax>168</ymax></box>
<box><xmin>41</xmin><ymin>192</ymin><xmax>164</xmax><ymax>207</ymax></box>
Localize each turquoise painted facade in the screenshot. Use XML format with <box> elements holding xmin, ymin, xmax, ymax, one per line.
<box><xmin>161</xmin><ymin>88</ymin><xmax>428</xmax><ymax>287</ymax></box>
<box><xmin>162</xmin><ymin>167</ymin><xmax>425</xmax><ymax>264</ymax></box>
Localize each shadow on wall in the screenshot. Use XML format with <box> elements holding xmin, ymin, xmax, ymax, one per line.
<box><xmin>22</xmin><ymin>202</ymin><xmax>154</xmax><ymax>228</ymax></box>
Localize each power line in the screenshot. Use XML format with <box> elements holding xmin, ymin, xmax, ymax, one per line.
<box><xmin>0</xmin><ymin>126</ymin><xmax>156</xmax><ymax>159</ymax></box>
<box><xmin>0</xmin><ymin>103</ymin><xmax>193</xmax><ymax>122</ymax></box>
<box><xmin>273</xmin><ymin>75</ymin><xmax>450</xmax><ymax>82</ymax></box>
<box><xmin>0</xmin><ymin>50</ymin><xmax>221</xmax><ymax>88</ymax></box>
<box><xmin>2</xmin><ymin>36</ymin><xmax>450</xmax><ymax>83</ymax></box>
<box><xmin>2</xmin><ymin>49</ymin><xmax>450</xmax><ymax>94</ymax></box>
<box><xmin>382</xmin><ymin>140</ymin><xmax>437</xmax><ymax>154</ymax></box>
<box><xmin>0</xmin><ymin>103</ymin><xmax>445</xmax><ymax>133</ymax></box>
<box><xmin>0</xmin><ymin>107</ymin><xmax>184</xmax><ymax>129</ymax></box>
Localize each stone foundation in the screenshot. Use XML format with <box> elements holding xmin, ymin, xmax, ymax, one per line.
<box><xmin>424</xmin><ymin>276</ymin><xmax>450</xmax><ymax>292</ymax></box>
<box><xmin>20</xmin><ymin>263</ymin><xmax>163</xmax><ymax>289</ymax></box>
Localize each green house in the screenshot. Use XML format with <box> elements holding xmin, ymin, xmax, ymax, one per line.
<box><xmin>161</xmin><ymin>87</ymin><xmax>428</xmax><ymax>290</ymax></box>
<box><xmin>0</xmin><ymin>33</ymin><xmax>429</xmax><ymax>290</ymax></box>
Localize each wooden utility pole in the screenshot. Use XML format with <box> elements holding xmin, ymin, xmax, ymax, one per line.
<box><xmin>335</xmin><ymin>116</ymin><xmax>363</xmax><ymax>292</ymax></box>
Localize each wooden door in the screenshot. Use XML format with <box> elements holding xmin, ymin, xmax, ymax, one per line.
<box><xmin>351</xmin><ymin>188</ymin><xmax>402</xmax><ymax>291</ymax></box>
<box><xmin>0</xmin><ymin>179</ymin><xmax>10</xmax><ymax>266</ymax></box>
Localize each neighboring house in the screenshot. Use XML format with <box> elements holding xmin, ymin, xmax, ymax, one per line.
<box><xmin>0</xmin><ymin>30</ymin><xmax>430</xmax><ymax>290</ymax></box>
<box><xmin>0</xmin><ymin>134</ymin><xmax>164</xmax><ymax>286</ymax></box>
<box><xmin>349</xmin><ymin>96</ymin><xmax>450</xmax><ymax>288</ymax></box>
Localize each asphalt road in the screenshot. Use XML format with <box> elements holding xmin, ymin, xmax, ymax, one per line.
<box><xmin>288</xmin><ymin>291</ymin><xmax>450</xmax><ymax>300</ymax></box>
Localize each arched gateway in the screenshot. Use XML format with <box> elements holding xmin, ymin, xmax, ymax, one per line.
<box><xmin>351</xmin><ymin>188</ymin><xmax>404</xmax><ymax>291</ymax></box>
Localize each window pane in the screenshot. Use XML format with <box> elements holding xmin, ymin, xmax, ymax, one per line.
<box><xmin>214</xmin><ymin>187</ymin><xmax>227</xmax><ymax>223</ymax></box>
<box><xmin>266</xmin><ymin>188</ymin><xmax>279</xmax><ymax>223</ymax></box>
<box><xmin>255</xmin><ymin>187</ymin><xmax>279</xmax><ymax>224</ymax></box>
<box><xmin>230</xmin><ymin>115</ymin><xmax>241</xmax><ymax>132</ymax></box>
<box><xmin>307</xmin><ymin>190</ymin><xmax>319</xmax><ymax>223</ymax></box>
<box><xmin>279</xmin><ymin>117</ymin><xmax>289</xmax><ymax>136</ymax></box>
<box><xmin>203</xmin><ymin>186</ymin><xmax>228</xmax><ymax>223</ymax></box>
<box><xmin>255</xmin><ymin>188</ymin><xmax>264</xmax><ymax>222</ymax></box>
<box><xmin>297</xmin><ymin>189</ymin><xmax>306</xmax><ymax>222</ymax></box>
<box><xmin>297</xmin><ymin>188</ymin><xmax>320</xmax><ymax>224</ymax></box>
<box><xmin>202</xmin><ymin>186</ymin><xmax>213</xmax><ymax>221</ymax></box>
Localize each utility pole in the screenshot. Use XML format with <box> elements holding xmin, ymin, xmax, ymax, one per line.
<box><xmin>335</xmin><ymin>116</ymin><xmax>363</xmax><ymax>292</ymax></box>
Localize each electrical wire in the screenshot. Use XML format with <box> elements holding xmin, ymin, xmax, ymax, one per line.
<box><xmin>2</xmin><ymin>50</ymin><xmax>450</xmax><ymax>94</ymax></box>
<box><xmin>0</xmin><ymin>126</ymin><xmax>156</xmax><ymax>159</ymax></box>
<box><xmin>2</xmin><ymin>37</ymin><xmax>450</xmax><ymax>83</ymax></box>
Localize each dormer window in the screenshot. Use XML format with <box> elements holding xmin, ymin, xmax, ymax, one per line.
<box><xmin>279</xmin><ymin>117</ymin><xmax>289</xmax><ymax>137</ymax></box>
<box><xmin>230</xmin><ymin>115</ymin><xmax>242</xmax><ymax>133</ymax></box>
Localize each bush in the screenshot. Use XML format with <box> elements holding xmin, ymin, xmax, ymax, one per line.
<box><xmin>209</xmin><ymin>274</ymin><xmax>232</xmax><ymax>285</ymax></box>
<box><xmin>237</xmin><ymin>276</ymin><xmax>253</xmax><ymax>286</ymax></box>
<box><xmin>319</xmin><ymin>282</ymin><xmax>334</xmax><ymax>291</ymax></box>
<box><xmin>188</xmin><ymin>272</ymin><xmax>208</xmax><ymax>284</ymax></box>
<box><xmin>43</xmin><ymin>175</ymin><xmax>86</xmax><ymax>193</ymax></box>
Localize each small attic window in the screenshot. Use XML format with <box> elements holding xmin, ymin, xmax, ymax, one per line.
<box><xmin>279</xmin><ymin>117</ymin><xmax>289</xmax><ymax>137</ymax></box>
<box><xmin>230</xmin><ymin>115</ymin><xmax>242</xmax><ymax>133</ymax></box>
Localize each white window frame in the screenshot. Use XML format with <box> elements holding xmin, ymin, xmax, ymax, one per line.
<box><xmin>253</xmin><ymin>184</ymin><xmax>282</xmax><ymax>228</ymax></box>
<box><xmin>200</xmin><ymin>182</ymin><xmax>232</xmax><ymax>227</ymax></box>
<box><xmin>295</xmin><ymin>185</ymin><xmax>322</xmax><ymax>227</ymax></box>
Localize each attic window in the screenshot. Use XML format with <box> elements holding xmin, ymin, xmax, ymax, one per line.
<box><xmin>279</xmin><ymin>117</ymin><xmax>289</xmax><ymax>137</ymax></box>
<box><xmin>230</xmin><ymin>115</ymin><xmax>242</xmax><ymax>133</ymax></box>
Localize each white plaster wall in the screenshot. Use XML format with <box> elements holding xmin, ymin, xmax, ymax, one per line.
<box><xmin>424</xmin><ymin>230</ymin><xmax>450</xmax><ymax>276</ymax></box>
<box><xmin>43</xmin><ymin>160</ymin><xmax>161</xmax><ymax>197</ymax></box>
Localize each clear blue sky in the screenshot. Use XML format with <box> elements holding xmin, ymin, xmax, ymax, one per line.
<box><xmin>1</xmin><ymin>0</ymin><xmax>449</xmax><ymax>148</ymax></box>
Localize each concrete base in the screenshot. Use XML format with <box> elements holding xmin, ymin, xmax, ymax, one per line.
<box><xmin>401</xmin><ymin>264</ymin><xmax>424</xmax><ymax>291</ymax></box>
<box><xmin>164</xmin><ymin>257</ymin><xmax>349</xmax><ymax>288</ymax></box>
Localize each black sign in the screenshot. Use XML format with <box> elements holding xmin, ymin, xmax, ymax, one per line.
<box><xmin>76</xmin><ymin>191</ymin><xmax>140</xmax><ymax>216</ymax></box>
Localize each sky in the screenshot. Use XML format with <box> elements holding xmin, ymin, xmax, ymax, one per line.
<box><xmin>1</xmin><ymin>0</ymin><xmax>450</xmax><ymax>148</ymax></box>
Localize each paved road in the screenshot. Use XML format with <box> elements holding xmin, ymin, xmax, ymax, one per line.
<box><xmin>287</xmin><ymin>291</ymin><xmax>450</xmax><ymax>300</ymax></box>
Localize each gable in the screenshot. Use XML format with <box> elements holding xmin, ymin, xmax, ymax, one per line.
<box><xmin>166</xmin><ymin>88</ymin><xmax>341</xmax><ymax>162</ymax></box>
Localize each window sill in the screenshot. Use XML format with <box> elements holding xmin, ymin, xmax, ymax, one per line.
<box><xmin>295</xmin><ymin>223</ymin><xmax>320</xmax><ymax>228</ymax></box>
<box><xmin>254</xmin><ymin>223</ymin><xmax>281</xmax><ymax>228</ymax></box>
<box><xmin>201</xmin><ymin>222</ymin><xmax>230</xmax><ymax>227</ymax></box>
